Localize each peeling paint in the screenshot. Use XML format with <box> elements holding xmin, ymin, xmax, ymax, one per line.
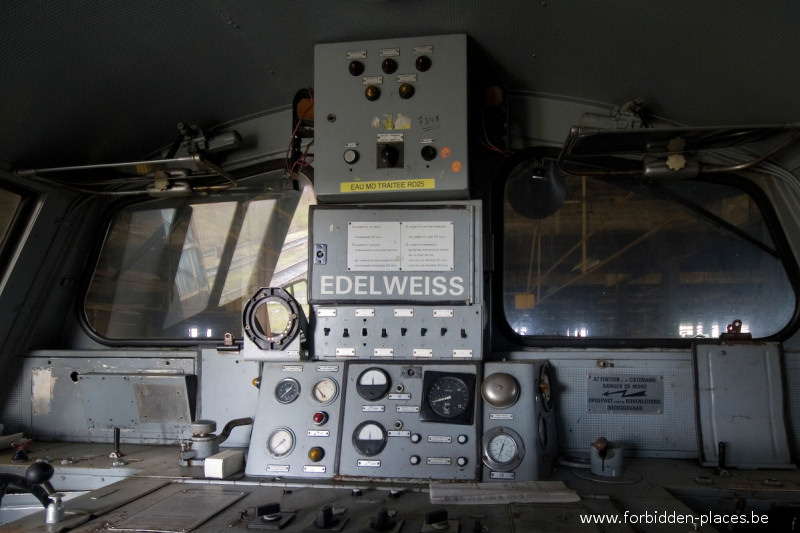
<box><xmin>31</xmin><ymin>367</ymin><xmax>57</xmax><ymax>416</ymax></box>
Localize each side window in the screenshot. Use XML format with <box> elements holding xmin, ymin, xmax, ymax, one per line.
<box><xmin>84</xmin><ymin>175</ymin><xmax>315</xmax><ymax>341</ymax></box>
<box><xmin>503</xmin><ymin>175</ymin><xmax>796</xmax><ymax>340</ymax></box>
<box><xmin>0</xmin><ymin>186</ymin><xmax>27</xmax><ymax>270</ymax></box>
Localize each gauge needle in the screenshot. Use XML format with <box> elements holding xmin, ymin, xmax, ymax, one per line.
<box><xmin>432</xmin><ymin>396</ymin><xmax>452</xmax><ymax>403</ymax></box>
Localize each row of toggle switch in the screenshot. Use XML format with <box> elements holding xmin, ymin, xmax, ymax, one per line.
<box><xmin>323</xmin><ymin>327</ymin><xmax>468</xmax><ymax>338</ymax></box>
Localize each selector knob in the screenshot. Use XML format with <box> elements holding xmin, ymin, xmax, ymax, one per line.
<box><xmin>314</xmin><ymin>505</ymin><xmax>339</xmax><ymax>529</ymax></box>
<box><xmin>371</xmin><ymin>508</ymin><xmax>397</xmax><ymax>531</ymax></box>
<box><xmin>421</xmin><ymin>145</ymin><xmax>437</xmax><ymax>161</ymax></box>
<box><xmin>380</xmin><ymin>145</ymin><xmax>399</xmax><ymax>167</ymax></box>
<box><xmin>481</xmin><ymin>373</ymin><xmax>521</xmax><ymax>408</ymax></box>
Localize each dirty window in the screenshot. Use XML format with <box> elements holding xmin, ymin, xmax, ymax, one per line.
<box><xmin>503</xmin><ymin>175</ymin><xmax>796</xmax><ymax>339</ymax></box>
<box><xmin>85</xmin><ymin>175</ymin><xmax>315</xmax><ymax>341</ymax></box>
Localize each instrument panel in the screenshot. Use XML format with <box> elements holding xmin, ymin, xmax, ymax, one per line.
<box><xmin>246</xmin><ymin>360</ymin><xmax>557</xmax><ymax>482</ymax></box>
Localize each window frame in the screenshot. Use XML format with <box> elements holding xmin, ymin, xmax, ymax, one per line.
<box><xmin>78</xmin><ymin>166</ymin><xmax>314</xmax><ymax>346</ymax></box>
<box><xmin>0</xmin><ymin>180</ymin><xmax>37</xmax><ymax>280</ymax></box>
<box><xmin>492</xmin><ymin>149</ymin><xmax>800</xmax><ymax>349</ymax></box>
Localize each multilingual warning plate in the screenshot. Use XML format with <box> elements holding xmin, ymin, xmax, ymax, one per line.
<box><xmin>586</xmin><ymin>374</ymin><xmax>664</xmax><ymax>414</ymax></box>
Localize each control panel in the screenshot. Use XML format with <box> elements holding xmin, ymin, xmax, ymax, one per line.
<box><xmin>246</xmin><ymin>362</ymin><xmax>344</xmax><ymax>478</ymax></box>
<box><xmin>308</xmin><ymin>203</ymin><xmax>483</xmax><ymax>361</ymax></box>
<box><xmin>338</xmin><ymin>362</ymin><xmax>479</xmax><ymax>481</ymax></box>
<box><xmin>481</xmin><ymin>361</ymin><xmax>559</xmax><ymax>481</ymax></box>
<box><xmin>314</xmin><ymin>34</ymin><xmax>469</xmax><ymax>202</ymax></box>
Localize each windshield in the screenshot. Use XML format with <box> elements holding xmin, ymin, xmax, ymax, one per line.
<box><xmin>84</xmin><ymin>174</ymin><xmax>315</xmax><ymax>341</ymax></box>
<box><xmin>503</xmin><ymin>173</ymin><xmax>796</xmax><ymax>339</ymax></box>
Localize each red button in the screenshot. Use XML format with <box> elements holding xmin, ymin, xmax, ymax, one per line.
<box><xmin>313</xmin><ymin>412</ymin><xmax>328</xmax><ymax>425</ymax></box>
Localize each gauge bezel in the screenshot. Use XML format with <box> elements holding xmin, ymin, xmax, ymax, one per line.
<box><xmin>266</xmin><ymin>427</ymin><xmax>296</xmax><ymax>458</ymax></box>
<box><xmin>355</xmin><ymin>367</ymin><xmax>392</xmax><ymax>401</ymax></box>
<box><xmin>311</xmin><ymin>377</ymin><xmax>339</xmax><ymax>405</ymax></box>
<box><xmin>419</xmin><ymin>371</ymin><xmax>476</xmax><ymax>425</ymax></box>
<box><xmin>352</xmin><ymin>420</ymin><xmax>388</xmax><ymax>457</ymax></box>
<box><xmin>274</xmin><ymin>377</ymin><xmax>301</xmax><ymax>404</ymax></box>
<box><xmin>482</xmin><ymin>426</ymin><xmax>525</xmax><ymax>472</ymax></box>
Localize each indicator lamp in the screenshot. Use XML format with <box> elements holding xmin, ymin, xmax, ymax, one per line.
<box><xmin>398</xmin><ymin>83</ymin><xmax>415</xmax><ymax>99</ymax></box>
<box><xmin>308</xmin><ymin>447</ymin><xmax>325</xmax><ymax>462</ymax></box>
<box><xmin>313</xmin><ymin>412</ymin><xmax>328</xmax><ymax>425</ymax></box>
<box><xmin>365</xmin><ymin>85</ymin><xmax>380</xmax><ymax>101</ymax></box>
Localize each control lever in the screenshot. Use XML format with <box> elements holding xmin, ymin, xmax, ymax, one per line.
<box><xmin>0</xmin><ymin>461</ymin><xmax>64</xmax><ymax>523</ymax></box>
<box><xmin>178</xmin><ymin>417</ymin><xmax>253</xmax><ymax>466</ymax></box>
<box><xmin>714</xmin><ymin>442</ymin><xmax>730</xmax><ymax>477</ymax></box>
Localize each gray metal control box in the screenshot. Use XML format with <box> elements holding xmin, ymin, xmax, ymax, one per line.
<box><xmin>338</xmin><ymin>362</ymin><xmax>480</xmax><ymax>481</ymax></box>
<box><xmin>309</xmin><ymin>203</ymin><xmax>483</xmax><ymax>360</ymax></box>
<box><xmin>481</xmin><ymin>361</ymin><xmax>559</xmax><ymax>481</ymax></box>
<box><xmin>245</xmin><ymin>362</ymin><xmax>344</xmax><ymax>478</ymax></box>
<box><xmin>314</xmin><ymin>34</ymin><xmax>469</xmax><ymax>202</ymax></box>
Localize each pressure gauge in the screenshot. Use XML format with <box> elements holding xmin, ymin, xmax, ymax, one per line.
<box><xmin>267</xmin><ymin>427</ymin><xmax>295</xmax><ymax>458</ymax></box>
<box><xmin>312</xmin><ymin>378</ymin><xmax>338</xmax><ymax>405</ymax></box>
<box><xmin>482</xmin><ymin>427</ymin><xmax>525</xmax><ymax>471</ymax></box>
<box><xmin>275</xmin><ymin>378</ymin><xmax>301</xmax><ymax>404</ymax></box>
<box><xmin>356</xmin><ymin>367</ymin><xmax>391</xmax><ymax>401</ymax></box>
<box><xmin>420</xmin><ymin>371</ymin><xmax>476</xmax><ymax>425</ymax></box>
<box><xmin>538</xmin><ymin>364</ymin><xmax>554</xmax><ymax>411</ymax></box>
<box><xmin>352</xmin><ymin>421</ymin><xmax>388</xmax><ymax>456</ymax></box>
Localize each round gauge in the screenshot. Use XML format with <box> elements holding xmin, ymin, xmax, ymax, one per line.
<box><xmin>539</xmin><ymin>364</ymin><xmax>554</xmax><ymax>411</ymax></box>
<box><xmin>312</xmin><ymin>378</ymin><xmax>338</xmax><ymax>405</ymax></box>
<box><xmin>267</xmin><ymin>427</ymin><xmax>295</xmax><ymax>458</ymax></box>
<box><xmin>274</xmin><ymin>378</ymin><xmax>301</xmax><ymax>404</ymax></box>
<box><xmin>427</xmin><ymin>376</ymin><xmax>470</xmax><ymax>419</ymax></box>
<box><xmin>356</xmin><ymin>368</ymin><xmax>391</xmax><ymax>401</ymax></box>
<box><xmin>482</xmin><ymin>427</ymin><xmax>525</xmax><ymax>471</ymax></box>
<box><xmin>352</xmin><ymin>421</ymin><xmax>387</xmax><ymax>456</ymax></box>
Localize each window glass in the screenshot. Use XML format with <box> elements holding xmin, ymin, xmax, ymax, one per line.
<box><xmin>85</xmin><ymin>176</ymin><xmax>315</xmax><ymax>340</ymax></box>
<box><xmin>503</xmin><ymin>175</ymin><xmax>795</xmax><ymax>339</ymax></box>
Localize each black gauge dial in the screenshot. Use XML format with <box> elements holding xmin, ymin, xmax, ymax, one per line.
<box><xmin>356</xmin><ymin>367</ymin><xmax>391</xmax><ymax>401</ymax></box>
<box><xmin>420</xmin><ymin>371</ymin><xmax>476</xmax><ymax>425</ymax></box>
<box><xmin>352</xmin><ymin>421</ymin><xmax>387</xmax><ymax>456</ymax></box>
<box><xmin>428</xmin><ymin>376</ymin><xmax>469</xmax><ymax>418</ymax></box>
<box><xmin>274</xmin><ymin>378</ymin><xmax>301</xmax><ymax>404</ymax></box>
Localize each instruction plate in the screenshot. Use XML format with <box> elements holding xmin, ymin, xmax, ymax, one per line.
<box><xmin>586</xmin><ymin>374</ymin><xmax>663</xmax><ymax>414</ymax></box>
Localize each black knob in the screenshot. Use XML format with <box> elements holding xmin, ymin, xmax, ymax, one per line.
<box><xmin>371</xmin><ymin>508</ymin><xmax>397</xmax><ymax>531</ymax></box>
<box><xmin>421</xmin><ymin>145</ymin><xmax>437</xmax><ymax>161</ymax></box>
<box><xmin>349</xmin><ymin>60</ymin><xmax>365</xmax><ymax>76</ymax></box>
<box><xmin>314</xmin><ymin>505</ymin><xmax>338</xmax><ymax>529</ymax></box>
<box><xmin>425</xmin><ymin>509</ymin><xmax>448</xmax><ymax>526</ymax></box>
<box><xmin>25</xmin><ymin>462</ymin><xmax>54</xmax><ymax>485</ymax></box>
<box><xmin>415</xmin><ymin>55</ymin><xmax>432</xmax><ymax>72</ymax></box>
<box><xmin>381</xmin><ymin>58</ymin><xmax>398</xmax><ymax>74</ymax></box>
<box><xmin>380</xmin><ymin>145</ymin><xmax>399</xmax><ymax>167</ymax></box>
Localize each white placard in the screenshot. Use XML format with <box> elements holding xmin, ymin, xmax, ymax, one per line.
<box><xmin>347</xmin><ymin>221</ymin><xmax>454</xmax><ymax>272</ymax></box>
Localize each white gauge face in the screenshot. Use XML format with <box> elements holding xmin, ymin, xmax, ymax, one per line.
<box><xmin>360</xmin><ymin>368</ymin><xmax>388</xmax><ymax>386</ymax></box>
<box><xmin>312</xmin><ymin>378</ymin><xmax>338</xmax><ymax>404</ymax></box>
<box><xmin>352</xmin><ymin>421</ymin><xmax>387</xmax><ymax>456</ymax></box>
<box><xmin>487</xmin><ymin>433</ymin><xmax>518</xmax><ymax>464</ymax></box>
<box><xmin>267</xmin><ymin>428</ymin><xmax>295</xmax><ymax>458</ymax></box>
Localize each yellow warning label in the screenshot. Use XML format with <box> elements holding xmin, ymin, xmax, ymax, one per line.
<box><xmin>340</xmin><ymin>178</ymin><xmax>435</xmax><ymax>193</ymax></box>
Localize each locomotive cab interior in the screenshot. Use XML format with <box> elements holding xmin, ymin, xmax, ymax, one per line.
<box><xmin>2</xmin><ymin>3</ymin><xmax>800</xmax><ymax>532</ymax></box>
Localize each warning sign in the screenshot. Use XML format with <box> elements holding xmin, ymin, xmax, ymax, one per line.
<box><xmin>339</xmin><ymin>178</ymin><xmax>435</xmax><ymax>193</ymax></box>
<box><xmin>586</xmin><ymin>374</ymin><xmax>664</xmax><ymax>414</ymax></box>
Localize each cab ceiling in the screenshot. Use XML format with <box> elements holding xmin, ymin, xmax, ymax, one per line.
<box><xmin>1</xmin><ymin>1</ymin><xmax>799</xmax><ymax>169</ymax></box>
